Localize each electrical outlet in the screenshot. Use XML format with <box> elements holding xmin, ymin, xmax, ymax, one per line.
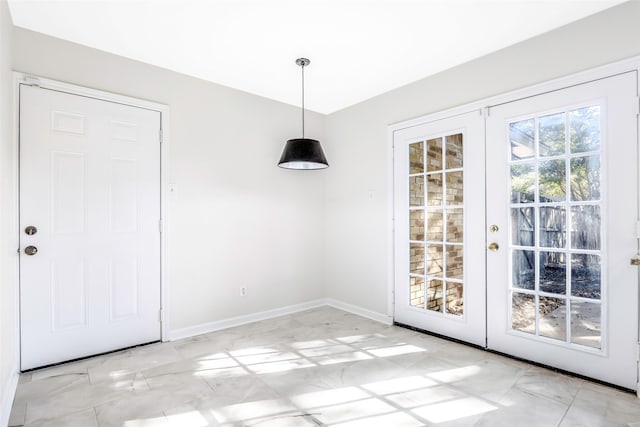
<box><xmin>240</xmin><ymin>287</ymin><xmax>247</xmax><ymax>297</ymax></box>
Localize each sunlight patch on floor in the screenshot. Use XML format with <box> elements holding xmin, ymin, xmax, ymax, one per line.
<box><xmin>247</xmin><ymin>359</ymin><xmax>317</xmax><ymax>374</ymax></box>
<box><xmin>366</xmin><ymin>344</ymin><xmax>426</xmax><ymax>358</ymax></box>
<box><xmin>123</xmin><ymin>415</ymin><xmax>170</xmax><ymax>426</ymax></box>
<box><xmin>164</xmin><ymin>410</ymin><xmax>209</xmax><ymax>427</ymax></box>
<box><xmin>290</xmin><ymin>386</ymin><xmax>369</xmax><ymax>409</ymax></box>
<box><xmin>412</xmin><ymin>397</ymin><xmax>497</xmax><ymax>423</ymax></box>
<box><xmin>313</xmin><ymin>397</ymin><xmax>397</xmax><ymax>425</ymax></box>
<box><xmin>196</xmin><ymin>357</ymin><xmax>238</xmax><ymax>370</ymax></box>
<box><xmin>361</xmin><ymin>375</ymin><xmax>437</xmax><ymax>394</ymax></box>
<box><xmin>315</xmin><ymin>351</ymin><xmax>373</xmax><ymax>366</ymax></box>
<box><xmin>427</xmin><ymin>365</ymin><xmax>482</xmax><ymax>383</ymax></box>
<box><xmin>386</xmin><ymin>384</ymin><xmax>465</xmax><ymax>408</ymax></box>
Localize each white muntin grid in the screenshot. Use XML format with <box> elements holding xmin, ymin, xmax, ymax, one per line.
<box><xmin>507</xmin><ymin>102</ymin><xmax>606</xmax><ymax>353</ymax></box>
<box><xmin>408</xmin><ymin>132</ymin><xmax>465</xmax><ymax>317</ymax></box>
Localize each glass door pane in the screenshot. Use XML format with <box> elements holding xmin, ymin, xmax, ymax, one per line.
<box><xmin>508</xmin><ymin>107</ymin><xmax>603</xmax><ymax>349</ymax></box>
<box><xmin>408</xmin><ymin>135</ymin><xmax>465</xmax><ymax>317</ymax></box>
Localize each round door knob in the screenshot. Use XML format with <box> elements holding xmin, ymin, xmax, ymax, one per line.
<box><xmin>488</xmin><ymin>242</ymin><xmax>499</xmax><ymax>252</ymax></box>
<box><xmin>24</xmin><ymin>246</ymin><xmax>38</xmax><ymax>256</ymax></box>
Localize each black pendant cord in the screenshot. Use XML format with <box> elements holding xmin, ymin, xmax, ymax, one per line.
<box><xmin>301</xmin><ymin>63</ymin><xmax>305</xmax><ymax>138</ymax></box>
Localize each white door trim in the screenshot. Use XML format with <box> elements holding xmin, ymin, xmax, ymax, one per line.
<box><xmin>13</xmin><ymin>72</ymin><xmax>172</xmax><ymax>345</ymax></box>
<box><xmin>388</xmin><ymin>55</ymin><xmax>640</xmax><ymax>355</ymax></box>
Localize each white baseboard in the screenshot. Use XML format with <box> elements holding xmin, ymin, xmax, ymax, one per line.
<box><xmin>0</xmin><ymin>371</ymin><xmax>19</xmax><ymax>427</ymax></box>
<box><xmin>324</xmin><ymin>298</ymin><xmax>394</xmax><ymax>325</ymax></box>
<box><xmin>168</xmin><ymin>299</ymin><xmax>328</xmax><ymax>341</ymax></box>
<box><xmin>168</xmin><ymin>298</ymin><xmax>393</xmax><ymax>341</ymax></box>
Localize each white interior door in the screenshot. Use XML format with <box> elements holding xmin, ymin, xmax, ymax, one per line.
<box><xmin>393</xmin><ymin>111</ymin><xmax>486</xmax><ymax>346</ymax></box>
<box><xmin>20</xmin><ymin>85</ymin><xmax>162</xmax><ymax>370</ymax></box>
<box><xmin>486</xmin><ymin>72</ymin><xmax>639</xmax><ymax>389</ymax></box>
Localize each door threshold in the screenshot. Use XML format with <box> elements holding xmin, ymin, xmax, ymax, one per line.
<box><xmin>394</xmin><ymin>322</ymin><xmax>635</xmax><ymax>395</ymax></box>
<box><xmin>21</xmin><ymin>340</ymin><xmax>161</xmax><ymax>373</ymax></box>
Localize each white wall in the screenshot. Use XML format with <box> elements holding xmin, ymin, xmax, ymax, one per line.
<box><xmin>323</xmin><ymin>1</ymin><xmax>640</xmax><ymax>315</ymax></box>
<box><xmin>5</xmin><ymin>0</ymin><xmax>640</xmax><ymax>360</ymax></box>
<box><xmin>0</xmin><ymin>0</ymin><xmax>17</xmax><ymax>423</ymax></box>
<box><xmin>12</xmin><ymin>28</ymin><xmax>328</xmax><ymax>332</ymax></box>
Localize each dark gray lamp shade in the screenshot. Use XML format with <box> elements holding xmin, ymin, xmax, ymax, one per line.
<box><xmin>278</xmin><ymin>138</ymin><xmax>329</xmax><ymax>170</ymax></box>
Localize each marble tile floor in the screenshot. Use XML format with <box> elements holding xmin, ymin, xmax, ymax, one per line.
<box><xmin>8</xmin><ymin>306</ymin><xmax>640</xmax><ymax>427</ymax></box>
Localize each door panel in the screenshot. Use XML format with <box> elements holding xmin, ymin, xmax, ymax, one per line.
<box><xmin>394</xmin><ymin>111</ymin><xmax>486</xmax><ymax>346</ymax></box>
<box><xmin>486</xmin><ymin>72</ymin><xmax>638</xmax><ymax>389</ymax></box>
<box><xmin>20</xmin><ymin>85</ymin><xmax>161</xmax><ymax>370</ymax></box>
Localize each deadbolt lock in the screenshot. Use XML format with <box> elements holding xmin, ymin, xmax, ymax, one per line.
<box><xmin>489</xmin><ymin>224</ymin><xmax>499</xmax><ymax>233</ymax></box>
<box><xmin>25</xmin><ymin>225</ymin><xmax>37</xmax><ymax>235</ymax></box>
<box><xmin>631</xmin><ymin>256</ymin><xmax>640</xmax><ymax>266</ymax></box>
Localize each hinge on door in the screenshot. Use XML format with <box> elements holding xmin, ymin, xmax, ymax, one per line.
<box><xmin>484</xmin><ymin>106</ymin><xmax>491</xmax><ymax>117</ymax></box>
<box><xmin>636</xmin><ymin>97</ymin><xmax>640</xmax><ymax>116</ymax></box>
<box><xmin>24</xmin><ymin>76</ymin><xmax>41</xmax><ymax>87</ymax></box>
<box><xmin>159</xmin><ymin>219</ymin><xmax>163</xmax><ymax>233</ymax></box>
<box><xmin>159</xmin><ymin>308</ymin><xmax>163</xmax><ymax>322</ymax></box>
<box><xmin>159</xmin><ymin>129</ymin><xmax>163</xmax><ymax>144</ymax></box>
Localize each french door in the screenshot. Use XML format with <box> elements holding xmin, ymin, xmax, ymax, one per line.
<box><xmin>486</xmin><ymin>72</ymin><xmax>638</xmax><ymax>389</ymax></box>
<box><xmin>20</xmin><ymin>84</ymin><xmax>162</xmax><ymax>370</ymax></box>
<box><xmin>393</xmin><ymin>111</ymin><xmax>486</xmax><ymax>346</ymax></box>
<box><xmin>394</xmin><ymin>71</ymin><xmax>639</xmax><ymax>389</ymax></box>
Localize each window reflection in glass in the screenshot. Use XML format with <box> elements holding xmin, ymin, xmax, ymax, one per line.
<box><xmin>571</xmin><ymin>301</ymin><xmax>601</xmax><ymax>349</ymax></box>
<box><xmin>510</xmin><ymin>119</ymin><xmax>535</xmax><ymax>160</ymax></box>
<box><xmin>571</xmin><ymin>254</ymin><xmax>601</xmax><ymax>299</ymax></box>
<box><xmin>426</xmin><ymin>137</ymin><xmax>442</xmax><ymax>172</ymax></box>
<box><xmin>539</xmin><ymin>251</ymin><xmax>566</xmax><ymax>295</ymax></box>
<box><xmin>445</xmin><ymin>134</ymin><xmax>463</xmax><ymax>169</ymax></box>
<box><xmin>427</xmin><ymin>209</ymin><xmax>443</xmax><ymax>242</ymax></box>
<box><xmin>409</xmin><ymin>176</ymin><xmax>424</xmax><ymax>207</ymax></box>
<box><xmin>539</xmin><ymin>297</ymin><xmax>566</xmax><ymax>341</ymax></box>
<box><xmin>427</xmin><ymin>279</ymin><xmax>443</xmax><ymax>312</ymax></box>
<box><xmin>511</xmin><ymin>164</ymin><xmax>535</xmax><ymax>203</ymax></box>
<box><xmin>511</xmin><ymin>207</ymin><xmax>535</xmax><ymax>247</ymax></box>
<box><xmin>571</xmin><ymin>205</ymin><xmax>600</xmax><ymax>250</ymax></box>
<box><xmin>427</xmin><ymin>173</ymin><xmax>443</xmax><ymax>206</ymax></box>
<box><xmin>570</xmin><ymin>155</ymin><xmax>600</xmax><ymax>201</ymax></box>
<box><xmin>539</xmin><ymin>113</ymin><xmax>566</xmax><ymax>157</ymax></box>
<box><xmin>512</xmin><ymin>250</ymin><xmax>535</xmax><ymax>290</ymax></box>
<box><xmin>539</xmin><ymin>206</ymin><xmax>566</xmax><ymax>248</ymax></box>
<box><xmin>512</xmin><ymin>292</ymin><xmax>535</xmax><ymax>334</ymax></box>
<box><xmin>539</xmin><ymin>159</ymin><xmax>566</xmax><ymax>202</ymax></box>
<box><xmin>570</xmin><ymin>107</ymin><xmax>600</xmax><ymax>154</ymax></box>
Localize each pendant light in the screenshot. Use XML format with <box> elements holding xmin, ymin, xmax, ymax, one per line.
<box><xmin>278</xmin><ymin>58</ymin><xmax>329</xmax><ymax>170</ymax></box>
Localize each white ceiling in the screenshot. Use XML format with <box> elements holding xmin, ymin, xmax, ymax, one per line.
<box><xmin>8</xmin><ymin>0</ymin><xmax>626</xmax><ymax>114</ymax></box>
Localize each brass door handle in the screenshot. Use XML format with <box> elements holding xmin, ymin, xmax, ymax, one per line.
<box><xmin>488</xmin><ymin>242</ymin><xmax>499</xmax><ymax>252</ymax></box>
<box><xmin>631</xmin><ymin>257</ymin><xmax>640</xmax><ymax>266</ymax></box>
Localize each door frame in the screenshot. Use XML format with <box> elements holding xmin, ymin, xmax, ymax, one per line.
<box><xmin>13</xmin><ymin>72</ymin><xmax>172</xmax><ymax>348</ymax></box>
<box><xmin>387</xmin><ymin>56</ymin><xmax>640</xmax><ymax>377</ymax></box>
